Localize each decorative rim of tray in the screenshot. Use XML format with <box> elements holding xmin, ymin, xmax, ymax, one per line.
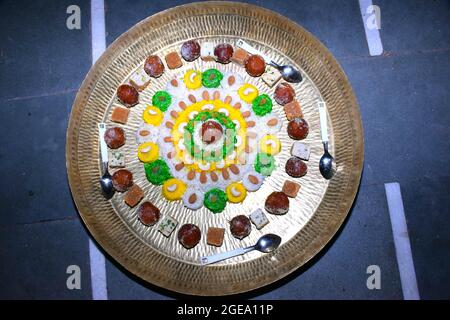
<box><xmin>66</xmin><ymin>1</ymin><xmax>364</xmax><ymax>296</ymax></box>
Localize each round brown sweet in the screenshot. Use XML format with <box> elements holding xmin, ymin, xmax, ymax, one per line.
<box><xmin>117</xmin><ymin>84</ymin><xmax>139</xmax><ymax>107</ymax></box>
<box><xmin>274</xmin><ymin>82</ymin><xmax>295</xmax><ymax>105</ymax></box>
<box><xmin>230</xmin><ymin>215</ymin><xmax>252</xmax><ymax>240</ymax></box>
<box><xmin>287</xmin><ymin>118</ymin><xmax>309</xmax><ymax>140</ymax></box>
<box><xmin>137</xmin><ymin>202</ymin><xmax>160</xmax><ymax>226</ymax></box>
<box><xmin>144</xmin><ymin>55</ymin><xmax>164</xmax><ymax>77</ymax></box>
<box><xmin>112</xmin><ymin>169</ymin><xmax>133</xmax><ymax>192</ymax></box>
<box><xmin>244</xmin><ymin>54</ymin><xmax>266</xmax><ymax>77</ymax></box>
<box><xmin>104</xmin><ymin>127</ymin><xmax>125</xmax><ymax>149</ymax></box>
<box><xmin>285</xmin><ymin>157</ymin><xmax>308</xmax><ymax>178</ymax></box>
<box><xmin>177</xmin><ymin>224</ymin><xmax>201</xmax><ymax>249</ymax></box>
<box><xmin>265</xmin><ymin>191</ymin><xmax>290</xmax><ymax>215</ymax></box>
<box><xmin>181</xmin><ymin>40</ymin><xmax>200</xmax><ymax>62</ymax></box>
<box><xmin>201</xmin><ymin>120</ymin><xmax>223</xmax><ymax>144</ymax></box>
<box><xmin>214</xmin><ymin>44</ymin><xmax>234</xmax><ymax>64</ymax></box>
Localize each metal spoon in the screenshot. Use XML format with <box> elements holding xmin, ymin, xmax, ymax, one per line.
<box><xmin>200</xmin><ymin>234</ymin><xmax>282</xmax><ymax>265</ymax></box>
<box><xmin>318</xmin><ymin>102</ymin><xmax>335</xmax><ymax>179</ymax></box>
<box><xmin>237</xmin><ymin>39</ymin><xmax>302</xmax><ymax>83</ymax></box>
<box><xmin>98</xmin><ymin>123</ymin><xmax>115</xmax><ymax>199</ymax></box>
<box><xmin>100</xmin><ymin>161</ymin><xmax>115</xmax><ymax>199</ymax></box>
<box><xmin>268</xmin><ymin>61</ymin><xmax>302</xmax><ymax>83</ymax></box>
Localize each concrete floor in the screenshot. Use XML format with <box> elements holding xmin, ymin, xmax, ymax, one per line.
<box><xmin>0</xmin><ymin>0</ymin><xmax>448</xmax><ymax>299</ymax></box>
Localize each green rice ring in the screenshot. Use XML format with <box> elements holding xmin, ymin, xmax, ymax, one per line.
<box><xmin>202</xmin><ymin>69</ymin><xmax>223</xmax><ymax>88</ymax></box>
<box><xmin>254</xmin><ymin>153</ymin><xmax>275</xmax><ymax>176</ymax></box>
<box><xmin>252</xmin><ymin>94</ymin><xmax>273</xmax><ymax>116</ymax></box>
<box><xmin>144</xmin><ymin>159</ymin><xmax>172</xmax><ymax>185</ymax></box>
<box><xmin>203</xmin><ymin>188</ymin><xmax>228</xmax><ymax>213</ymax></box>
<box><xmin>152</xmin><ymin>91</ymin><xmax>172</xmax><ymax>112</ymax></box>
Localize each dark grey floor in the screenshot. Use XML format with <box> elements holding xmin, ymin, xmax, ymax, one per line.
<box><xmin>0</xmin><ymin>0</ymin><xmax>449</xmax><ymax>299</ymax></box>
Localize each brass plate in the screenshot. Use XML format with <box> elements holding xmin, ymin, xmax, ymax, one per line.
<box><xmin>66</xmin><ymin>1</ymin><xmax>363</xmax><ymax>296</ymax></box>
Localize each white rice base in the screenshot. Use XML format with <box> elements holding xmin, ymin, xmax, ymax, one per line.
<box><xmin>182</xmin><ymin>187</ymin><xmax>204</xmax><ymax>210</ymax></box>
<box><xmin>242</xmin><ymin>171</ymin><xmax>265</xmax><ymax>192</ymax></box>
<box><xmin>136</xmin><ymin>123</ymin><xmax>159</xmax><ymax>144</ymax></box>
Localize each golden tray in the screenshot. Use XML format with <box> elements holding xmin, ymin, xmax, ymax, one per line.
<box><xmin>66</xmin><ymin>1</ymin><xmax>364</xmax><ymax>296</ymax></box>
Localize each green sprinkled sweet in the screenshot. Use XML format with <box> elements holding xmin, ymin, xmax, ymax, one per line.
<box><xmin>184</xmin><ymin>110</ymin><xmax>237</xmax><ymax>162</ymax></box>
<box><xmin>152</xmin><ymin>91</ymin><xmax>172</xmax><ymax>112</ymax></box>
<box><xmin>254</xmin><ymin>153</ymin><xmax>275</xmax><ymax>176</ymax></box>
<box><xmin>202</xmin><ymin>69</ymin><xmax>223</xmax><ymax>88</ymax></box>
<box><xmin>252</xmin><ymin>94</ymin><xmax>273</xmax><ymax>116</ymax></box>
<box><xmin>144</xmin><ymin>159</ymin><xmax>172</xmax><ymax>185</ymax></box>
<box><xmin>204</xmin><ymin>188</ymin><xmax>228</xmax><ymax>213</ymax></box>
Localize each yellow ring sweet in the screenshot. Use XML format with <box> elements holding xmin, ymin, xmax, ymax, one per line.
<box><xmin>259</xmin><ymin>135</ymin><xmax>281</xmax><ymax>156</ymax></box>
<box><xmin>171</xmin><ymin>100</ymin><xmax>247</xmax><ymax>172</ymax></box>
<box><xmin>162</xmin><ymin>178</ymin><xmax>187</xmax><ymax>201</ymax></box>
<box><xmin>138</xmin><ymin>142</ymin><xmax>159</xmax><ymax>163</ymax></box>
<box><xmin>238</xmin><ymin>84</ymin><xmax>259</xmax><ymax>103</ymax></box>
<box><xmin>184</xmin><ymin>70</ymin><xmax>202</xmax><ymax>90</ymax></box>
<box><xmin>226</xmin><ymin>182</ymin><xmax>247</xmax><ymax>203</ymax></box>
<box><xmin>142</xmin><ymin>105</ymin><xmax>163</xmax><ymax>126</ymax></box>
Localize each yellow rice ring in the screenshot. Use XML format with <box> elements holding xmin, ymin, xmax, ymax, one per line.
<box><xmin>226</xmin><ymin>182</ymin><xmax>247</xmax><ymax>203</ymax></box>
<box><xmin>238</xmin><ymin>84</ymin><xmax>259</xmax><ymax>103</ymax></box>
<box><xmin>142</xmin><ymin>105</ymin><xmax>163</xmax><ymax>126</ymax></box>
<box><xmin>162</xmin><ymin>178</ymin><xmax>187</xmax><ymax>201</ymax></box>
<box><xmin>184</xmin><ymin>70</ymin><xmax>202</xmax><ymax>90</ymax></box>
<box><xmin>137</xmin><ymin>142</ymin><xmax>159</xmax><ymax>163</ymax></box>
<box><xmin>259</xmin><ymin>134</ymin><xmax>281</xmax><ymax>155</ymax></box>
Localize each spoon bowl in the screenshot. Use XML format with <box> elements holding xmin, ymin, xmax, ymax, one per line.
<box><xmin>100</xmin><ymin>162</ymin><xmax>115</xmax><ymax>199</ymax></box>
<box><xmin>319</xmin><ymin>147</ymin><xmax>335</xmax><ymax>180</ymax></box>
<box><xmin>254</xmin><ymin>234</ymin><xmax>282</xmax><ymax>253</ymax></box>
<box><xmin>269</xmin><ymin>61</ymin><xmax>302</xmax><ymax>83</ymax></box>
<box><xmin>200</xmin><ymin>233</ymin><xmax>282</xmax><ymax>265</ymax></box>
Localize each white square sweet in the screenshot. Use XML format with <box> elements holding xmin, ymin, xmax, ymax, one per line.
<box><xmin>109</xmin><ymin>151</ymin><xmax>125</xmax><ymax>168</ymax></box>
<box><xmin>201</xmin><ymin>42</ymin><xmax>215</xmax><ymax>61</ymax></box>
<box><xmin>291</xmin><ymin>142</ymin><xmax>311</xmax><ymax>161</ymax></box>
<box><xmin>129</xmin><ymin>68</ymin><xmax>151</xmax><ymax>91</ymax></box>
<box><xmin>261</xmin><ymin>66</ymin><xmax>282</xmax><ymax>88</ymax></box>
<box><xmin>158</xmin><ymin>216</ymin><xmax>178</xmax><ymax>237</ymax></box>
<box><xmin>249</xmin><ymin>208</ymin><xmax>269</xmax><ymax>230</ymax></box>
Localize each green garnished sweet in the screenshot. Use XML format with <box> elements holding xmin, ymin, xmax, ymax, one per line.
<box><xmin>144</xmin><ymin>159</ymin><xmax>172</xmax><ymax>185</ymax></box>
<box><xmin>152</xmin><ymin>91</ymin><xmax>172</xmax><ymax>112</ymax></box>
<box><xmin>252</xmin><ymin>94</ymin><xmax>273</xmax><ymax>116</ymax></box>
<box><xmin>184</xmin><ymin>110</ymin><xmax>237</xmax><ymax>162</ymax></box>
<box><xmin>254</xmin><ymin>153</ymin><xmax>275</xmax><ymax>176</ymax></box>
<box><xmin>202</xmin><ymin>69</ymin><xmax>223</xmax><ymax>88</ymax></box>
<box><xmin>204</xmin><ymin>188</ymin><xmax>228</xmax><ymax>213</ymax></box>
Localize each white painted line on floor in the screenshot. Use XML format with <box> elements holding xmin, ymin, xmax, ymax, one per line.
<box><xmin>359</xmin><ymin>0</ymin><xmax>383</xmax><ymax>56</ymax></box>
<box><xmin>384</xmin><ymin>182</ymin><xmax>420</xmax><ymax>300</ymax></box>
<box><xmin>91</xmin><ymin>0</ymin><xmax>106</xmax><ymax>63</ymax></box>
<box><xmin>88</xmin><ymin>240</ymin><xmax>108</xmax><ymax>300</ymax></box>
<box><xmin>89</xmin><ymin>0</ymin><xmax>108</xmax><ymax>301</ymax></box>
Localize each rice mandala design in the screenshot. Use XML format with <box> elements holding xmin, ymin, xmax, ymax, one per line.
<box><xmin>136</xmin><ymin>68</ymin><xmax>283</xmax><ymax>212</ymax></box>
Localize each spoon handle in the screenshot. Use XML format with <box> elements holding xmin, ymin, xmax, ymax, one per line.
<box><xmin>98</xmin><ymin>123</ymin><xmax>108</xmax><ymax>164</ymax></box>
<box><xmin>236</xmin><ymin>39</ymin><xmax>272</xmax><ymax>63</ymax></box>
<box><xmin>318</xmin><ymin>102</ymin><xmax>329</xmax><ymax>143</ymax></box>
<box><xmin>200</xmin><ymin>246</ymin><xmax>255</xmax><ymax>265</ymax></box>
